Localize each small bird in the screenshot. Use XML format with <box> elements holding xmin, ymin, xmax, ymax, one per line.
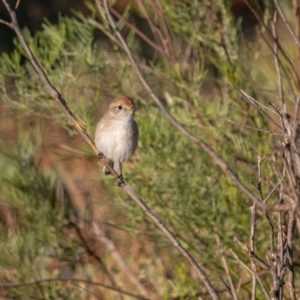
<box><xmin>94</xmin><ymin>96</ymin><xmax>139</xmax><ymax>178</ymax></box>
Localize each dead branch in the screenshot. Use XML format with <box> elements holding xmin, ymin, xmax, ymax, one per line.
<box><xmin>0</xmin><ymin>278</ymin><xmax>149</xmax><ymax>300</ymax></box>
<box><xmin>97</xmin><ymin>0</ymin><xmax>294</xmax><ymax>218</ymax></box>
<box><xmin>0</xmin><ymin>0</ymin><xmax>220</xmax><ymax>298</ymax></box>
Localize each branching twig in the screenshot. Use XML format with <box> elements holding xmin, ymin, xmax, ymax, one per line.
<box><xmin>72</xmin><ymin>219</ymin><xmax>150</xmax><ymax>298</ymax></box>
<box><xmin>287</xmin><ymin>211</ymin><xmax>296</xmax><ymax>300</ymax></box>
<box><xmin>97</xmin><ymin>0</ymin><xmax>293</xmax><ymax>219</ymax></box>
<box><xmin>0</xmin><ymin>278</ymin><xmax>149</xmax><ymax>300</ymax></box>
<box><xmin>0</xmin><ymin>0</ymin><xmax>115</xmax><ymax>177</ymax></box>
<box><xmin>91</xmin><ymin>222</ymin><xmax>151</xmax><ymax>297</ymax></box>
<box><xmin>218</xmin><ymin>275</ymin><xmax>233</xmax><ymax>298</ymax></box>
<box><xmin>100</xmin><ymin>0</ymin><xmax>221</xmax><ymax>298</ymax></box>
<box><xmin>249</xmin><ymin>203</ymin><xmax>257</xmax><ymax>300</ymax></box>
<box><xmin>72</xmin><ymin>221</ymin><xmax>123</xmax><ymax>300</ymax></box>
<box><xmin>109</xmin><ymin>6</ymin><xmax>174</xmax><ymax>61</ymax></box>
<box><xmin>273</xmin><ymin>0</ymin><xmax>300</xmax><ymax>49</ymax></box>
<box><xmin>0</xmin><ymin>1</ymin><xmax>218</xmax><ymax>298</ymax></box>
<box><xmin>271</xmin><ymin>25</ymin><xmax>300</xmax><ymax>284</ymax></box>
<box><xmin>231</xmin><ymin>86</ymin><xmax>284</xmax><ymax>132</ymax></box>
<box><xmin>230</xmin><ymin>249</ymin><xmax>270</xmax><ymax>300</ymax></box>
<box><xmin>233</xmin><ymin>236</ymin><xmax>270</xmax><ymax>271</ymax></box>
<box><xmin>215</xmin><ymin>235</ymin><xmax>238</xmax><ymax>300</ymax></box>
<box><xmin>219</xmin><ymin>116</ymin><xmax>283</xmax><ymax>136</ymax></box>
<box><xmin>265</xmin><ymin>212</ymin><xmax>275</xmax><ymax>255</ymax></box>
<box><xmin>244</xmin><ymin>0</ymin><xmax>300</xmax><ymax>88</ymax></box>
<box><xmin>271</xmin><ymin>12</ymin><xmax>286</xmax><ymax>115</ymax></box>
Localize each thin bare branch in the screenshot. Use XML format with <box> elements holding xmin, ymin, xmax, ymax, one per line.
<box><xmin>249</xmin><ymin>203</ymin><xmax>257</xmax><ymax>300</ymax></box>
<box><xmin>287</xmin><ymin>211</ymin><xmax>296</xmax><ymax>300</ymax></box>
<box><xmin>231</xmin><ymin>86</ymin><xmax>284</xmax><ymax>132</ymax></box>
<box><xmin>109</xmin><ymin>6</ymin><xmax>174</xmax><ymax>61</ymax></box>
<box><xmin>151</xmin><ymin>0</ymin><xmax>176</xmax><ymax>60</ymax></box>
<box><xmin>71</xmin><ymin>282</ymin><xmax>102</xmax><ymax>300</ymax></box>
<box><xmin>0</xmin><ymin>18</ymin><xmax>12</xmax><ymax>27</ymax></box>
<box><xmin>218</xmin><ymin>275</ymin><xmax>233</xmax><ymax>299</ymax></box>
<box><xmin>244</xmin><ymin>0</ymin><xmax>300</xmax><ymax>88</ymax></box>
<box><xmin>72</xmin><ymin>220</ymin><xmax>150</xmax><ymax>298</ymax></box>
<box><xmin>0</xmin><ymin>0</ymin><xmax>115</xmax><ymax>175</ymax></box>
<box><xmin>133</xmin><ymin>0</ymin><xmax>165</xmax><ymax>54</ymax></box>
<box><xmin>215</xmin><ymin>235</ymin><xmax>238</xmax><ymax>300</ymax></box>
<box><xmin>15</xmin><ymin>0</ymin><xmax>20</xmax><ymax>9</ymax></box>
<box><xmin>0</xmin><ymin>278</ymin><xmax>149</xmax><ymax>300</ymax></box>
<box><xmin>233</xmin><ymin>236</ymin><xmax>270</xmax><ymax>271</ymax></box>
<box><xmin>100</xmin><ymin>1</ymin><xmax>220</xmax><ymax>298</ymax></box>
<box><xmin>0</xmin><ymin>1</ymin><xmax>218</xmax><ymax>298</ymax></box>
<box><xmin>98</xmin><ymin>0</ymin><xmax>300</xmax><ymax>217</ymax></box>
<box><xmin>92</xmin><ymin>222</ymin><xmax>150</xmax><ymax>297</ymax></box>
<box><xmin>277</xmin><ymin>167</ymin><xmax>285</xmax><ymax>286</ymax></box>
<box><xmin>265</xmin><ymin>212</ymin><xmax>275</xmax><ymax>255</ymax></box>
<box><xmin>284</xmin><ymin>159</ymin><xmax>299</xmax><ymax>202</ymax></box>
<box><xmin>219</xmin><ymin>116</ymin><xmax>283</xmax><ymax>136</ymax></box>
<box><xmin>72</xmin><ymin>222</ymin><xmax>123</xmax><ymax>300</ymax></box>
<box><xmin>256</xmin><ymin>29</ymin><xmax>297</xmax><ymax>103</ymax></box>
<box><xmin>99</xmin><ymin>0</ymin><xmax>269</xmax><ymax>215</ymax></box>
<box><xmin>271</xmin><ymin>12</ymin><xmax>286</xmax><ymax>116</ymax></box>
<box><xmin>273</xmin><ymin>0</ymin><xmax>300</xmax><ymax>48</ymax></box>
<box><xmin>264</xmin><ymin>181</ymin><xmax>280</xmax><ymax>204</ymax></box>
<box><xmin>247</xmin><ymin>91</ymin><xmax>284</xmax><ymax>115</ymax></box>
<box><xmin>230</xmin><ymin>249</ymin><xmax>271</xmax><ymax>300</ymax></box>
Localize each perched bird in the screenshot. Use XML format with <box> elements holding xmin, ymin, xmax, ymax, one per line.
<box><xmin>94</xmin><ymin>96</ymin><xmax>139</xmax><ymax>177</ymax></box>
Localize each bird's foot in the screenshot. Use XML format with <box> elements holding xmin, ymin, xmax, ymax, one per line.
<box><xmin>96</xmin><ymin>153</ymin><xmax>103</xmax><ymax>161</ymax></box>
<box><xmin>116</xmin><ymin>174</ymin><xmax>124</xmax><ymax>186</ymax></box>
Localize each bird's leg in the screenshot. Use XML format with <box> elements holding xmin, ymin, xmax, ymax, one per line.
<box><xmin>116</xmin><ymin>174</ymin><xmax>124</xmax><ymax>186</ymax></box>
<box><xmin>114</xmin><ymin>162</ymin><xmax>123</xmax><ymax>185</ymax></box>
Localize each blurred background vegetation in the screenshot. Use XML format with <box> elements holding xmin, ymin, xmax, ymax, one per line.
<box><xmin>0</xmin><ymin>0</ymin><xmax>299</xmax><ymax>299</ymax></box>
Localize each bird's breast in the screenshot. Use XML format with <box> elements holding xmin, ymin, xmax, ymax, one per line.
<box><xmin>95</xmin><ymin>119</ymin><xmax>138</xmax><ymax>162</ymax></box>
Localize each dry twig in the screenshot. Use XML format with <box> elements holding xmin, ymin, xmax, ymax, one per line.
<box><xmin>273</xmin><ymin>0</ymin><xmax>300</xmax><ymax>48</ymax></box>
<box><xmin>215</xmin><ymin>235</ymin><xmax>238</xmax><ymax>300</ymax></box>
<box><xmin>230</xmin><ymin>248</ymin><xmax>270</xmax><ymax>300</ymax></box>
<box><xmin>0</xmin><ymin>278</ymin><xmax>149</xmax><ymax>300</ymax></box>
<box><xmin>0</xmin><ymin>0</ymin><xmax>219</xmax><ymax>298</ymax></box>
<box><xmin>219</xmin><ymin>116</ymin><xmax>283</xmax><ymax>136</ymax></box>
<box><xmin>97</xmin><ymin>0</ymin><xmax>295</xmax><ymax>217</ymax></box>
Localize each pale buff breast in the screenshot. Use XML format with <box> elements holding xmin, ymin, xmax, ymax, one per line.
<box><xmin>95</xmin><ymin>119</ymin><xmax>138</xmax><ymax>162</ymax></box>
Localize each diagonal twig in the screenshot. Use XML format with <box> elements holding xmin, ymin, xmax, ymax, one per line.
<box><xmin>98</xmin><ymin>0</ymin><xmax>300</xmax><ymax>218</ymax></box>
<box><xmin>273</xmin><ymin>0</ymin><xmax>300</xmax><ymax>49</ymax></box>
<box><xmin>100</xmin><ymin>1</ymin><xmax>220</xmax><ymax>299</ymax></box>
<box><xmin>0</xmin><ymin>278</ymin><xmax>149</xmax><ymax>300</ymax></box>
<box><xmin>219</xmin><ymin>116</ymin><xmax>283</xmax><ymax>136</ymax></box>
<box><xmin>243</xmin><ymin>0</ymin><xmax>300</xmax><ymax>88</ymax></box>
<box><xmin>249</xmin><ymin>202</ymin><xmax>257</xmax><ymax>300</ymax></box>
<box><xmin>0</xmin><ymin>1</ymin><xmax>222</xmax><ymax>299</ymax></box>
<box><xmin>98</xmin><ymin>1</ymin><xmax>268</xmax><ymax>211</ymax></box>
<box><xmin>231</xmin><ymin>86</ymin><xmax>284</xmax><ymax>132</ymax></box>
<box><xmin>215</xmin><ymin>235</ymin><xmax>238</xmax><ymax>300</ymax></box>
<box><xmin>287</xmin><ymin>211</ymin><xmax>296</xmax><ymax>300</ymax></box>
<box><xmin>109</xmin><ymin>6</ymin><xmax>174</xmax><ymax>61</ymax></box>
<box><xmin>230</xmin><ymin>249</ymin><xmax>270</xmax><ymax>300</ymax></box>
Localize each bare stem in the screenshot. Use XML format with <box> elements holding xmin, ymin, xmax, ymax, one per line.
<box><xmin>95</xmin><ymin>0</ymin><xmax>296</xmax><ymax>218</ymax></box>
<box><xmin>0</xmin><ymin>278</ymin><xmax>149</xmax><ymax>300</ymax></box>
<box><xmin>0</xmin><ymin>0</ymin><xmax>218</xmax><ymax>298</ymax></box>
<box><xmin>273</xmin><ymin>0</ymin><xmax>300</xmax><ymax>48</ymax></box>
<box><xmin>230</xmin><ymin>249</ymin><xmax>270</xmax><ymax>300</ymax></box>
<box><xmin>287</xmin><ymin>211</ymin><xmax>296</xmax><ymax>300</ymax></box>
<box><xmin>249</xmin><ymin>204</ymin><xmax>257</xmax><ymax>300</ymax></box>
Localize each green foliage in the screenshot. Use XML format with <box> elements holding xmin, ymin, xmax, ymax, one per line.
<box><xmin>0</xmin><ymin>1</ymin><xmax>298</xmax><ymax>299</ymax></box>
<box><xmin>0</xmin><ymin>141</ymin><xmax>78</xmax><ymax>299</ymax></box>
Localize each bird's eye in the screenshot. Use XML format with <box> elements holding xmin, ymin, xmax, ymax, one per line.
<box><xmin>117</xmin><ymin>105</ymin><xmax>123</xmax><ymax>110</ymax></box>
